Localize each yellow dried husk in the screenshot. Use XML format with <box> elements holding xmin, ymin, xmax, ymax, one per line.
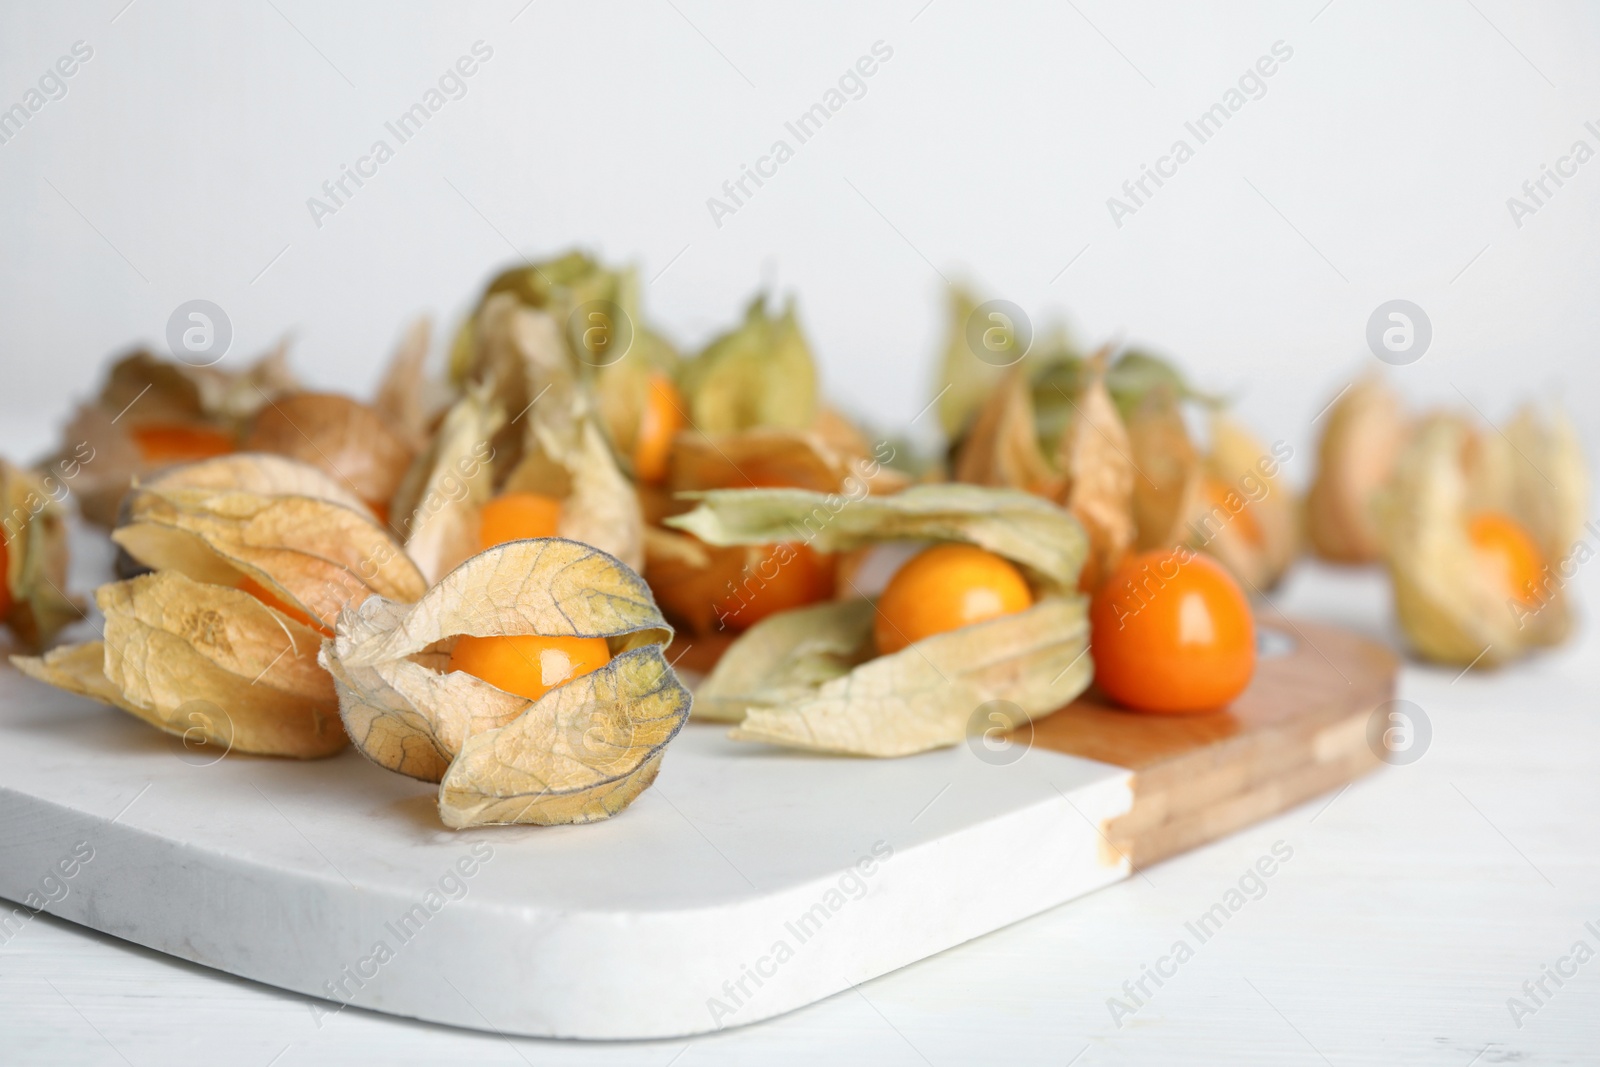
<box><xmin>320</xmin><ymin>538</ymin><xmax>688</xmax><ymax>827</ymax></box>
<box><xmin>142</xmin><ymin>452</ymin><xmax>370</xmax><ymax>511</ymax></box>
<box><xmin>373</xmin><ymin>316</ymin><xmax>438</xmax><ymax>451</ymax></box>
<box><xmin>666</xmin><ymin>484</ymin><xmax>1092</xmax><ymax>756</ymax></box>
<box><xmin>473</xmin><ymin>294</ymin><xmax>646</xmax><ymax>571</ymax></box>
<box><xmin>390</xmin><ymin>387</ymin><xmax>503</xmax><ymax>583</ymax></box>
<box><xmin>1375</xmin><ymin>411</ymin><xmax>1582</xmax><ymax>667</ymax></box>
<box><xmin>1306</xmin><ymin>376</ymin><xmax>1410</xmax><ymax>563</ymax></box>
<box><xmin>1126</xmin><ymin>385</ymin><xmax>1202</xmax><ymax>551</ymax></box>
<box><xmin>0</xmin><ymin>459</ymin><xmax>82</xmax><ymax>649</ymax></box>
<box><xmin>13</xmin><ymin>569</ymin><xmax>343</xmax><ymax>757</ymax></box>
<box><xmin>114</xmin><ymin>483</ymin><xmax>425</xmax><ymax>631</ymax></box>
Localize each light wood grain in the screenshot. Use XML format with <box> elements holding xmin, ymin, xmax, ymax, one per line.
<box><xmin>1029</xmin><ymin>620</ymin><xmax>1398</xmax><ymax>866</ymax></box>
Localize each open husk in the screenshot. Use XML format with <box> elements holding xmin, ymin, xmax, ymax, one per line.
<box><xmin>0</xmin><ymin>459</ymin><xmax>82</xmax><ymax>649</ymax></box>
<box><xmin>1306</xmin><ymin>376</ymin><xmax>1410</xmax><ymax>563</ymax></box>
<box><xmin>665</xmin><ymin>484</ymin><xmax>1091</xmax><ymax>756</ymax></box>
<box><xmin>52</xmin><ymin>346</ymin><xmax>298</xmax><ymax>525</ymax></box>
<box><xmin>479</xmin><ymin>295</ymin><xmax>646</xmax><ymax>571</ymax></box>
<box><xmin>1374</xmin><ymin>410</ymin><xmax>1584</xmax><ymax>667</ymax></box>
<box><xmin>320</xmin><ymin>539</ymin><xmax>690</xmax><ymax>827</ymax></box>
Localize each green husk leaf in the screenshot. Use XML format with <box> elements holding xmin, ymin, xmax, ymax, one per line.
<box><xmin>665</xmin><ymin>483</ymin><xmax>1087</xmax><ymax>595</ymax></box>
<box><xmin>725</xmin><ymin>596</ymin><xmax>1090</xmax><ymax>757</ymax></box>
<box><xmin>678</xmin><ymin>294</ymin><xmax>817</xmax><ymax>433</ymax></box>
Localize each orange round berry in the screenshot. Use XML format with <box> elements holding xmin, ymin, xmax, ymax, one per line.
<box><xmin>1090</xmin><ymin>548</ymin><xmax>1255</xmax><ymax>714</ymax></box>
<box><xmin>446</xmin><ymin>633</ymin><xmax>611</xmax><ymax>703</ymax></box>
<box><xmin>873</xmin><ymin>543</ymin><xmax>1032</xmax><ymax>656</ymax></box>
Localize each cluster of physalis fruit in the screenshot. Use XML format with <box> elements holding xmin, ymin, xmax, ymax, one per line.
<box><xmin>3</xmin><ymin>257</ymin><xmax>1585</xmax><ymax>827</ymax></box>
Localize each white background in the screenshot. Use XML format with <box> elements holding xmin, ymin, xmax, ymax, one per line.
<box><xmin>2</xmin><ymin>0</ymin><xmax>1598</xmax><ymax>471</ymax></box>
<box><xmin>3</xmin><ymin>3</ymin><xmax>1599</xmax><ymax>1064</ymax></box>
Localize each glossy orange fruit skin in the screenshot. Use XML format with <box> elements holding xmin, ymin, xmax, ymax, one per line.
<box><xmin>447</xmin><ymin>633</ymin><xmax>611</xmax><ymax>703</ymax></box>
<box><xmin>1467</xmin><ymin>511</ymin><xmax>1546</xmax><ymax>607</ymax></box>
<box><xmin>873</xmin><ymin>543</ymin><xmax>1033</xmax><ymax>656</ymax></box>
<box><xmin>1090</xmin><ymin>548</ymin><xmax>1255</xmax><ymax>714</ymax></box>
<box><xmin>129</xmin><ymin>424</ymin><xmax>236</xmax><ymax>464</ymax></box>
<box><xmin>713</xmin><ymin>542</ymin><xmax>836</xmax><ymax>632</ymax></box>
<box><xmin>478</xmin><ymin>492</ymin><xmax>563</xmax><ymax>551</ymax></box>
<box><xmin>634</xmin><ymin>372</ymin><xmax>685</xmax><ymax>485</ymax></box>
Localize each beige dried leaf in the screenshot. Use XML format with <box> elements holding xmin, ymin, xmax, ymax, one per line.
<box><xmin>436</xmin><ymin>650</ymin><xmax>688</xmax><ymax>827</ymax></box>
<box><xmin>1306</xmin><ymin>376</ymin><xmax>1410</xmax><ymax>563</ymax></box>
<box><xmin>669</xmin><ymin>427</ymin><xmax>908</xmax><ymax>497</ymax></box>
<box><xmin>488</xmin><ymin>300</ymin><xmax>645</xmax><ymax>570</ymax></box>
<box><xmin>1126</xmin><ymin>386</ymin><xmax>1201</xmax><ymax>550</ymax></box>
<box><xmin>1</xmin><ymin>460</ymin><xmax>82</xmax><ymax>649</ymax></box>
<box><xmin>1051</xmin><ymin>357</ymin><xmax>1135</xmax><ymax>590</ymax></box>
<box><xmin>13</xmin><ymin>570</ymin><xmax>342</xmax><ymax>757</ymax></box>
<box><xmin>320</xmin><ymin>539</ymin><xmax>688</xmax><ymax>826</ymax></box>
<box><xmin>374</xmin><ymin>316</ymin><xmax>435</xmax><ymax>450</ymax></box>
<box><xmin>114</xmin><ymin>485</ymin><xmax>426</xmax><ymax>631</ymax></box>
<box><xmin>721</xmin><ymin>597</ymin><xmax>1091</xmax><ymax>757</ymax></box>
<box><xmin>951</xmin><ymin>366</ymin><xmax>1060</xmax><ymax>497</ymax></box>
<box><xmin>244</xmin><ymin>392</ymin><xmax>415</xmax><ymax>512</ymax></box>
<box><xmin>142</xmin><ymin>452</ymin><xmax>369</xmax><ymax>512</ymax></box>
<box><xmin>391</xmin><ymin>389</ymin><xmax>504</xmax><ymax>584</ymax></box>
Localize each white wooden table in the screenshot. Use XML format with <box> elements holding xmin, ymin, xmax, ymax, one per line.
<box><xmin>4</xmin><ymin>555</ymin><xmax>1596</xmax><ymax>1065</ymax></box>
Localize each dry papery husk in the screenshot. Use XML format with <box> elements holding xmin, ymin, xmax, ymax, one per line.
<box><xmin>0</xmin><ymin>459</ymin><xmax>82</xmax><ymax>649</ymax></box>
<box><xmin>1374</xmin><ymin>409</ymin><xmax>1585</xmax><ymax>667</ymax></box>
<box><xmin>54</xmin><ymin>346</ymin><xmax>298</xmax><ymax>526</ymax></box>
<box><xmin>244</xmin><ymin>391</ymin><xmax>415</xmax><ymax>518</ymax></box>
<box><xmin>664</xmin><ymin>484</ymin><xmax>1092</xmax><ymax>757</ymax></box>
<box><xmin>13</xmin><ymin>459</ymin><xmax>426</xmax><ymax>756</ymax></box>
<box><xmin>320</xmin><ymin>539</ymin><xmax>690</xmax><ymax>828</ymax></box>
<box><xmin>677</xmin><ymin>294</ymin><xmax>818</xmax><ymax>436</ymax></box>
<box><xmin>471</xmin><ymin>293</ymin><xmax>645</xmax><ymax>571</ymax></box>
<box><xmin>115</xmin><ymin>476</ymin><xmax>426</xmax><ymax>632</ymax></box>
<box><xmin>14</xmin><ymin>569</ymin><xmax>343</xmax><ymax>756</ymax></box>
<box><xmin>1306</xmin><ymin>376</ymin><xmax>1411</xmax><ymax>564</ymax></box>
<box><xmin>372</xmin><ymin>316</ymin><xmax>445</xmax><ymax>453</ymax></box>
<box><xmin>389</xmin><ymin>386</ymin><xmax>503</xmax><ymax>584</ymax></box>
<box><xmin>954</xmin><ymin>354</ymin><xmax>1134</xmax><ymax>591</ymax></box>
<box><xmin>1188</xmin><ymin>414</ymin><xmax>1299</xmax><ymax>590</ymax></box>
<box><xmin>449</xmin><ymin>251</ymin><xmax>649</xmax><ymax>387</ymax></box>
<box><xmin>1125</xmin><ymin>383</ymin><xmax>1204</xmax><ymax>554</ymax></box>
<box><xmin>643</xmin><ymin>414</ymin><xmax>908</xmax><ymax>643</ymax></box>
